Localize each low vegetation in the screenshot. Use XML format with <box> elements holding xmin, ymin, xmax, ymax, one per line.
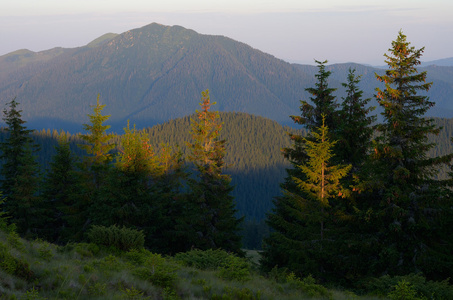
<box><xmin>3</xmin><ymin>227</ymin><xmax>451</xmax><ymax>299</ymax></box>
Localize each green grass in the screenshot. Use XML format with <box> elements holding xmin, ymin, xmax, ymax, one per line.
<box><xmin>0</xmin><ymin>229</ymin><xmax>415</xmax><ymax>299</ymax></box>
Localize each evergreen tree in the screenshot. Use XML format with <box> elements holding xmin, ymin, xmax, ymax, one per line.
<box><xmin>1</xmin><ymin>99</ymin><xmax>35</xmax><ymax>198</ymax></box>
<box><xmin>337</xmin><ymin>68</ymin><xmax>376</xmax><ymax>168</ymax></box>
<box><xmin>77</xmin><ymin>94</ymin><xmax>116</xmax><ymax>237</ymax></box>
<box><xmin>185</xmin><ymin>89</ymin><xmax>243</xmax><ymax>253</ymax></box>
<box><xmin>91</xmin><ymin>122</ymin><xmax>158</xmax><ymax>228</ymax></box>
<box><xmin>149</xmin><ymin>143</ymin><xmax>188</xmax><ymax>254</ymax></box>
<box><xmin>41</xmin><ymin>132</ymin><xmax>81</xmax><ymax>242</ymax></box>
<box><xmin>363</xmin><ymin>31</ymin><xmax>453</xmax><ymax>279</ymax></box>
<box><xmin>93</xmin><ymin>122</ymin><xmax>188</xmax><ymax>253</ymax></box>
<box><xmin>263</xmin><ymin>61</ymin><xmax>340</xmax><ymax>274</ymax></box>
<box><xmin>293</xmin><ymin>116</ymin><xmax>351</xmax><ymax>241</ymax></box>
<box><xmin>79</xmin><ymin>94</ymin><xmax>116</xmax><ymax>188</ymax></box>
<box><xmin>263</xmin><ymin>117</ymin><xmax>350</xmax><ymax>280</ymax></box>
<box><xmin>284</xmin><ymin>60</ymin><xmax>338</xmax><ymax>165</ymax></box>
<box><xmin>0</xmin><ymin>99</ymin><xmax>41</xmax><ymax>236</ymax></box>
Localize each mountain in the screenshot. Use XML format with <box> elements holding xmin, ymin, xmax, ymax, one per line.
<box><xmin>0</xmin><ymin>23</ymin><xmax>310</xmax><ymax>131</ymax></box>
<box><xmin>421</xmin><ymin>57</ymin><xmax>453</xmax><ymax>67</ymax></box>
<box><xmin>0</xmin><ymin>22</ymin><xmax>453</xmax><ymax>132</ymax></box>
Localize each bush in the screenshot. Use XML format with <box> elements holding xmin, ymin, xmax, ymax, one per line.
<box><xmin>134</xmin><ymin>265</ymin><xmax>177</xmax><ymax>289</ymax></box>
<box><xmin>124</xmin><ymin>248</ymin><xmax>158</xmax><ymax>266</ymax></box>
<box><xmin>366</xmin><ymin>273</ymin><xmax>453</xmax><ymax>300</ymax></box>
<box><xmin>174</xmin><ymin>249</ymin><xmax>234</xmax><ymax>270</ymax></box>
<box><xmin>285</xmin><ymin>273</ymin><xmax>332</xmax><ymax>299</ymax></box>
<box><xmin>0</xmin><ymin>243</ymin><xmax>33</xmax><ymax>281</ymax></box>
<box><xmin>131</xmin><ymin>251</ymin><xmax>179</xmax><ymax>289</ymax></box>
<box><xmin>212</xmin><ymin>286</ymin><xmax>261</xmax><ymax>300</ymax></box>
<box><xmin>217</xmin><ymin>255</ymin><xmax>251</xmax><ymax>282</ymax></box>
<box><xmin>388</xmin><ymin>280</ymin><xmax>422</xmax><ymax>300</ymax></box>
<box><xmin>86</xmin><ymin>225</ymin><xmax>145</xmax><ymax>251</ymax></box>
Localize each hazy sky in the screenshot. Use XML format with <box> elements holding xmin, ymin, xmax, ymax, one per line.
<box><xmin>2</xmin><ymin>0</ymin><xmax>452</xmax><ymax>65</ymax></box>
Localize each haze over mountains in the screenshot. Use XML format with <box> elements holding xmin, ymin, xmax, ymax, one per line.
<box><xmin>1</xmin><ymin>22</ymin><xmax>453</xmax><ymax>132</ymax></box>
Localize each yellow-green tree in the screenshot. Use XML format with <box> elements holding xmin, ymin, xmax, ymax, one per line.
<box><xmin>79</xmin><ymin>94</ymin><xmax>116</xmax><ymax>186</ymax></box>
<box><xmin>263</xmin><ymin>116</ymin><xmax>350</xmax><ymax>280</ymax></box>
<box><xmin>293</xmin><ymin>116</ymin><xmax>351</xmax><ymax>241</ymax></box>
<box><xmin>185</xmin><ymin>89</ymin><xmax>243</xmax><ymax>254</ymax></box>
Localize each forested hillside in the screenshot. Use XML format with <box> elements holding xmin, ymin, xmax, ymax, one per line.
<box><xmin>0</xmin><ymin>112</ymin><xmax>299</xmax><ymax>222</ymax></box>
<box><xmin>3</xmin><ymin>112</ymin><xmax>452</xmax><ymax>224</ymax></box>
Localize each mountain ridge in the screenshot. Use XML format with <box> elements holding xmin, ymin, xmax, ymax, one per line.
<box><xmin>1</xmin><ymin>22</ymin><xmax>452</xmax><ymax>132</ymax></box>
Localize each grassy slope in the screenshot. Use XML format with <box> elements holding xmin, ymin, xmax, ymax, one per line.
<box><xmin>0</xmin><ymin>229</ymin><xmax>385</xmax><ymax>300</ymax></box>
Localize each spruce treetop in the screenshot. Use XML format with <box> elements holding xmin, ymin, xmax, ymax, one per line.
<box><xmin>79</xmin><ymin>94</ymin><xmax>116</xmax><ymax>166</ymax></box>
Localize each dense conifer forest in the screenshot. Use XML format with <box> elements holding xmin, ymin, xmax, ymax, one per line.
<box><xmin>1</xmin><ymin>31</ymin><xmax>453</xmax><ymax>299</ymax></box>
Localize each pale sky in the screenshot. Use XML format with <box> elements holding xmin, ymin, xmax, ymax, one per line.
<box><xmin>2</xmin><ymin>0</ymin><xmax>452</xmax><ymax>65</ymax></box>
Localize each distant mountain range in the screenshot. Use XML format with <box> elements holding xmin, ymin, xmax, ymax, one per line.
<box><xmin>1</xmin><ymin>22</ymin><xmax>452</xmax><ymax>132</ymax></box>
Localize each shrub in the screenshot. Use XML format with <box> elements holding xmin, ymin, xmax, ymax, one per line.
<box><xmin>217</xmin><ymin>255</ymin><xmax>251</xmax><ymax>282</ymax></box>
<box><xmin>6</xmin><ymin>230</ymin><xmax>24</xmax><ymax>251</ymax></box>
<box><xmin>132</xmin><ymin>252</ymin><xmax>179</xmax><ymax>289</ymax></box>
<box><xmin>285</xmin><ymin>273</ymin><xmax>332</xmax><ymax>299</ymax></box>
<box><xmin>87</xmin><ymin>225</ymin><xmax>145</xmax><ymax>251</ymax></box>
<box><xmin>267</xmin><ymin>266</ymin><xmax>290</xmax><ymax>283</ymax></box>
<box><xmin>0</xmin><ymin>243</ymin><xmax>34</xmax><ymax>281</ymax></box>
<box><xmin>134</xmin><ymin>266</ymin><xmax>177</xmax><ymax>289</ymax></box>
<box><xmin>58</xmin><ymin>242</ymin><xmax>100</xmax><ymax>258</ymax></box>
<box><xmin>124</xmin><ymin>248</ymin><xmax>153</xmax><ymax>265</ymax></box>
<box><xmin>212</xmin><ymin>286</ymin><xmax>261</xmax><ymax>300</ymax></box>
<box><xmin>88</xmin><ymin>282</ymin><xmax>107</xmax><ymax>296</ymax></box>
<box><xmin>120</xmin><ymin>286</ymin><xmax>147</xmax><ymax>300</ymax></box>
<box><xmin>174</xmin><ymin>249</ymin><xmax>233</xmax><ymax>270</ymax></box>
<box><xmin>37</xmin><ymin>243</ymin><xmax>53</xmax><ymax>261</ymax></box>
<box><xmin>366</xmin><ymin>273</ymin><xmax>453</xmax><ymax>299</ymax></box>
<box><xmin>388</xmin><ymin>280</ymin><xmax>422</xmax><ymax>300</ymax></box>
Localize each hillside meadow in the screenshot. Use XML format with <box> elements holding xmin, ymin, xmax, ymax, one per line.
<box><xmin>2</xmin><ymin>225</ymin><xmax>449</xmax><ymax>300</ymax></box>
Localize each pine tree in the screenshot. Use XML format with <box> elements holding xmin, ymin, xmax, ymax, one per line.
<box><xmin>185</xmin><ymin>89</ymin><xmax>243</xmax><ymax>253</ymax></box>
<box><xmin>364</xmin><ymin>31</ymin><xmax>453</xmax><ymax>279</ymax></box>
<box><xmin>0</xmin><ymin>98</ymin><xmax>41</xmax><ymax>236</ymax></box>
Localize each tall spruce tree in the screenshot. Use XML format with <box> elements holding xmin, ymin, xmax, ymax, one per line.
<box><xmin>293</xmin><ymin>116</ymin><xmax>351</xmax><ymax>242</ymax></box>
<box><xmin>262</xmin><ymin>61</ymin><xmax>341</xmax><ymax>275</ymax></box>
<box><xmin>149</xmin><ymin>143</ymin><xmax>188</xmax><ymax>254</ymax></box>
<box><xmin>363</xmin><ymin>31</ymin><xmax>453</xmax><ymax>279</ymax></box>
<box><xmin>185</xmin><ymin>89</ymin><xmax>243</xmax><ymax>254</ymax></box>
<box><xmin>337</xmin><ymin>68</ymin><xmax>376</xmax><ymax>168</ymax></box>
<box><xmin>40</xmin><ymin>132</ymin><xmax>81</xmax><ymax>242</ymax></box>
<box><xmin>263</xmin><ymin>117</ymin><xmax>350</xmax><ymax>281</ymax></box>
<box><xmin>79</xmin><ymin>94</ymin><xmax>116</xmax><ymax>188</ymax></box>
<box><xmin>91</xmin><ymin>122</ymin><xmax>159</xmax><ymax>230</ymax></box>
<box><xmin>284</xmin><ymin>60</ymin><xmax>338</xmax><ymax>165</ymax></box>
<box><xmin>77</xmin><ymin>94</ymin><xmax>116</xmax><ymax>237</ymax></box>
<box><xmin>0</xmin><ymin>98</ymin><xmax>41</xmax><ymax>236</ymax></box>
<box><xmin>278</xmin><ymin>60</ymin><xmax>339</xmax><ymax>228</ymax></box>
